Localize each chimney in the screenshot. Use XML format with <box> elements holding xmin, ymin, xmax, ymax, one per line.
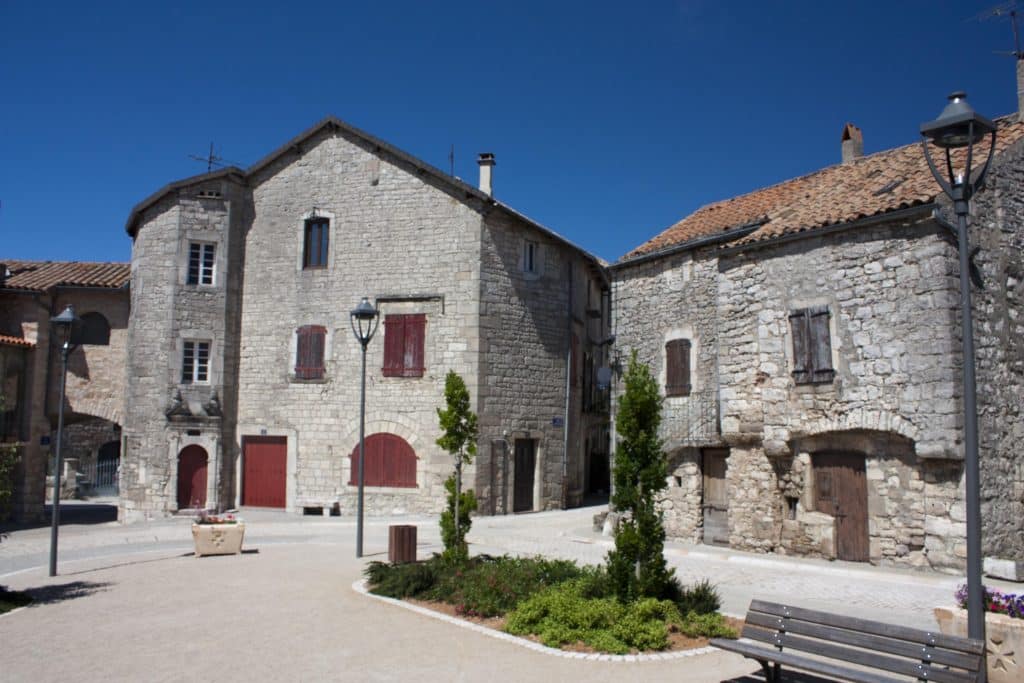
<box><xmin>841</xmin><ymin>123</ymin><xmax>863</xmax><ymax>164</ymax></box>
<box><xmin>0</xmin><ymin>263</ymin><xmax>6</xmax><ymax>288</ymax></box>
<box><xmin>477</xmin><ymin>152</ymin><xmax>496</xmax><ymax>196</ymax></box>
<box><xmin>1018</xmin><ymin>57</ymin><xmax>1024</xmax><ymax>122</ymax></box>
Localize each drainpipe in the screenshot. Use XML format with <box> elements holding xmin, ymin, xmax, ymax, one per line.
<box><xmin>562</xmin><ymin>260</ymin><xmax>573</xmax><ymax>509</ymax></box>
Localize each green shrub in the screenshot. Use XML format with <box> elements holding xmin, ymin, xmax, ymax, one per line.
<box><xmin>665</xmin><ymin>577</ymin><xmax>721</xmax><ymax>615</ymax></box>
<box><xmin>505</xmin><ymin>580</ymin><xmax>685</xmax><ymax>654</ymax></box>
<box><xmin>677</xmin><ymin>611</ymin><xmax>737</xmax><ymax>639</ymax></box>
<box><xmin>364</xmin><ymin>559</ymin><xmax>441</xmax><ymax>599</ymax></box>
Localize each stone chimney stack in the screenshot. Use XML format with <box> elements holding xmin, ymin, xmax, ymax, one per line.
<box><xmin>477</xmin><ymin>152</ymin><xmax>495</xmax><ymax>196</ymax></box>
<box><xmin>1018</xmin><ymin>57</ymin><xmax>1023</xmax><ymax>122</ymax></box>
<box><xmin>841</xmin><ymin>123</ymin><xmax>863</xmax><ymax>164</ymax></box>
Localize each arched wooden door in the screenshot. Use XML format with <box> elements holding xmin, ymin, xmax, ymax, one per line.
<box><xmin>349</xmin><ymin>433</ymin><xmax>417</xmax><ymax>488</ymax></box>
<box><xmin>177</xmin><ymin>445</ymin><xmax>208</xmax><ymax>509</ymax></box>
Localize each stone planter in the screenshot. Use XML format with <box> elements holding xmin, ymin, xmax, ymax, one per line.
<box><xmin>192</xmin><ymin>523</ymin><xmax>245</xmax><ymax>557</ymax></box>
<box><xmin>934</xmin><ymin>607</ymin><xmax>1022</xmax><ymax>683</ymax></box>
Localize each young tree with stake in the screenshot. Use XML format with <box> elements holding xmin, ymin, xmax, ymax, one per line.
<box><xmin>436</xmin><ymin>370</ymin><xmax>478</xmax><ymax>562</ymax></box>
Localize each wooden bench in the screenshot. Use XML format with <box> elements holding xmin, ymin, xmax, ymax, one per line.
<box><xmin>710</xmin><ymin>600</ymin><xmax>985</xmax><ymax>683</ymax></box>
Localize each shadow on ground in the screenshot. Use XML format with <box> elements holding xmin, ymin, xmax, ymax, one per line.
<box><xmin>23</xmin><ymin>580</ymin><xmax>112</xmax><ymax>606</ymax></box>
<box><xmin>0</xmin><ymin>502</ymin><xmax>118</xmax><ymax>534</ymax></box>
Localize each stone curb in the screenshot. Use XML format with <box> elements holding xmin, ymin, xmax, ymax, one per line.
<box><xmin>352</xmin><ymin>579</ymin><xmax>720</xmax><ymax>662</ymax></box>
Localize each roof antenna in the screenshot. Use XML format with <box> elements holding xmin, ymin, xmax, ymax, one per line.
<box><xmin>449</xmin><ymin>143</ymin><xmax>455</xmax><ymax>176</ymax></box>
<box><xmin>188</xmin><ymin>142</ymin><xmax>240</xmax><ymax>173</ymax></box>
<box><xmin>979</xmin><ymin>1</ymin><xmax>1023</xmax><ymax>58</ymax></box>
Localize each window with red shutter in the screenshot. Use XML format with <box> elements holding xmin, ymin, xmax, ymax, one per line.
<box><xmin>295</xmin><ymin>325</ymin><xmax>326</xmax><ymax>379</ymax></box>
<box><xmin>349</xmin><ymin>433</ymin><xmax>418</xmax><ymax>487</ymax></box>
<box><xmin>382</xmin><ymin>314</ymin><xmax>426</xmax><ymax>378</ymax></box>
<box><xmin>790</xmin><ymin>306</ymin><xmax>835</xmax><ymax>385</ymax></box>
<box><xmin>665</xmin><ymin>338</ymin><xmax>692</xmax><ymax>397</ymax></box>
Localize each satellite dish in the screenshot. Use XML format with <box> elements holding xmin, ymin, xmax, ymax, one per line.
<box><xmin>596</xmin><ymin>366</ymin><xmax>612</xmax><ymax>390</ymax></box>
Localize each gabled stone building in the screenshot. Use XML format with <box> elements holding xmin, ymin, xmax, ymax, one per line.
<box><xmin>612</xmin><ymin>97</ymin><xmax>1024</xmax><ymax>573</ymax></box>
<box><xmin>0</xmin><ymin>260</ymin><xmax>130</xmax><ymax>519</ymax></box>
<box><xmin>122</xmin><ymin>117</ymin><xmax>610</xmax><ymax>521</ymax></box>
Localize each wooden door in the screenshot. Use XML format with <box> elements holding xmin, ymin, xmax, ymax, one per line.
<box><xmin>513</xmin><ymin>439</ymin><xmax>536</xmax><ymax>513</ymax></box>
<box><xmin>177</xmin><ymin>445</ymin><xmax>208</xmax><ymax>509</ymax></box>
<box><xmin>243</xmin><ymin>436</ymin><xmax>287</xmax><ymax>508</ymax></box>
<box><xmin>814</xmin><ymin>452</ymin><xmax>869</xmax><ymax>562</ymax></box>
<box><xmin>702</xmin><ymin>449</ymin><xmax>729</xmax><ymax>546</ymax></box>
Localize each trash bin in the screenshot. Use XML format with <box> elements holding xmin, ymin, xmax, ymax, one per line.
<box><xmin>388</xmin><ymin>524</ymin><xmax>417</xmax><ymax>564</ymax></box>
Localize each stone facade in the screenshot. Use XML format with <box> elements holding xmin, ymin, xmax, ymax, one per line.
<box><xmin>612</xmin><ymin>136</ymin><xmax>1024</xmax><ymax>573</ymax></box>
<box><xmin>122</xmin><ymin>118</ymin><xmax>609</xmax><ymax>521</ymax></box>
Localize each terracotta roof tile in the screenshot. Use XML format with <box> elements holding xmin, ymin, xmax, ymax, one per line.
<box><xmin>0</xmin><ymin>260</ymin><xmax>130</xmax><ymax>293</ymax></box>
<box><xmin>623</xmin><ymin>116</ymin><xmax>1024</xmax><ymax>260</ymax></box>
<box><xmin>0</xmin><ymin>334</ymin><xmax>35</xmax><ymax>349</ymax></box>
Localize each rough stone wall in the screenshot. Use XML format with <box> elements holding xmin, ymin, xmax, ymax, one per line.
<box><xmin>238</xmin><ymin>128</ymin><xmax>482</xmax><ymax>515</ymax></box>
<box><xmin>970</xmin><ymin>136</ymin><xmax>1024</xmax><ymax>562</ymax></box>
<box><xmin>662</xmin><ymin>448</ymin><xmax>702</xmax><ymax>541</ymax></box>
<box><xmin>477</xmin><ymin>210</ymin><xmax>609</xmax><ymax>513</ymax></box>
<box><xmin>60</xmin><ymin>417</ymin><xmax>120</xmax><ymax>474</ymax></box>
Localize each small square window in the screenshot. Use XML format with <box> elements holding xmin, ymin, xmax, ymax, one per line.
<box><xmin>182</xmin><ymin>340</ymin><xmax>211</xmax><ymax>384</ymax></box>
<box><xmin>523</xmin><ymin>240</ymin><xmax>539</xmax><ymax>274</ymax></box>
<box><xmin>187</xmin><ymin>242</ymin><xmax>216</xmax><ymax>285</ymax></box>
<box><xmin>303</xmin><ymin>218</ymin><xmax>329</xmax><ymax>269</ymax></box>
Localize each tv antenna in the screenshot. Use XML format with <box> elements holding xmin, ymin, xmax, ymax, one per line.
<box><xmin>188</xmin><ymin>142</ymin><xmax>241</xmax><ymax>173</ymax></box>
<box><xmin>448</xmin><ymin>143</ymin><xmax>455</xmax><ymax>176</ymax></box>
<box><xmin>978</xmin><ymin>1</ymin><xmax>1022</xmax><ymax>58</ymax></box>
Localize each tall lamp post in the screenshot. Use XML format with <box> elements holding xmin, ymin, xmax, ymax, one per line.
<box><xmin>350</xmin><ymin>297</ymin><xmax>379</xmax><ymax>558</ymax></box>
<box><xmin>49</xmin><ymin>304</ymin><xmax>80</xmax><ymax>577</ymax></box>
<box><xmin>920</xmin><ymin>91</ymin><xmax>996</xmax><ymax>645</ymax></box>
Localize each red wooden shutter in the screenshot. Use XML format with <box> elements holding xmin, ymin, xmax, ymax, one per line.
<box><xmin>403</xmin><ymin>314</ymin><xmax>426</xmax><ymax>377</ymax></box>
<box><xmin>296</xmin><ymin>326</ymin><xmax>311</xmax><ymax>378</ymax></box>
<box><xmin>665</xmin><ymin>339</ymin><xmax>691</xmax><ymax>396</ymax></box>
<box><xmin>383</xmin><ymin>315</ymin><xmax>404</xmax><ymax>377</ymax></box>
<box><xmin>790</xmin><ymin>310</ymin><xmax>811</xmax><ymax>384</ymax></box>
<box><xmin>296</xmin><ymin>325</ymin><xmax>326</xmax><ymax>379</ymax></box>
<box><xmin>809</xmin><ymin>307</ymin><xmax>835</xmax><ymax>383</ymax></box>
<box><xmin>349</xmin><ymin>434</ymin><xmax>418</xmax><ymax>487</ymax></box>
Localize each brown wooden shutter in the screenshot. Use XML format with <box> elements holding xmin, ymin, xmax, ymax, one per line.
<box><xmin>382</xmin><ymin>315</ymin><xmax>404</xmax><ymax>377</ymax></box>
<box><xmin>790</xmin><ymin>310</ymin><xmax>811</xmax><ymax>384</ymax></box>
<box><xmin>295</xmin><ymin>325</ymin><xmax>326</xmax><ymax>379</ymax></box>
<box><xmin>665</xmin><ymin>339</ymin><xmax>691</xmax><ymax>396</ymax></box>
<box><xmin>295</xmin><ymin>326</ymin><xmax>311</xmax><ymax>378</ymax></box>
<box><xmin>403</xmin><ymin>314</ymin><xmax>426</xmax><ymax>377</ymax></box>
<box><xmin>349</xmin><ymin>433</ymin><xmax>418</xmax><ymax>487</ymax></box>
<box><xmin>809</xmin><ymin>306</ymin><xmax>835</xmax><ymax>383</ymax></box>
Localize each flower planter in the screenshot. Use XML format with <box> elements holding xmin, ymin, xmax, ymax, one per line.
<box><xmin>934</xmin><ymin>607</ymin><xmax>1022</xmax><ymax>683</ymax></box>
<box><xmin>192</xmin><ymin>523</ymin><xmax>245</xmax><ymax>557</ymax></box>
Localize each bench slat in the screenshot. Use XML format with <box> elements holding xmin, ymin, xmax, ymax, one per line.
<box><xmin>749</xmin><ymin>601</ymin><xmax>983</xmax><ymax>655</ymax></box>
<box><xmin>744</xmin><ymin>611</ymin><xmax>982</xmax><ymax>671</ymax></box>
<box><xmin>743</xmin><ymin>625</ymin><xmax>978</xmax><ymax>683</ymax></box>
<box><xmin>711</xmin><ymin>638</ymin><xmax>906</xmax><ymax>683</ymax></box>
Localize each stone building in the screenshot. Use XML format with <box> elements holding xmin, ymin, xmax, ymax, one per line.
<box><xmin>122</xmin><ymin>117</ymin><xmax>610</xmax><ymax>521</ymax></box>
<box><xmin>612</xmin><ymin>101</ymin><xmax>1024</xmax><ymax>573</ymax></box>
<box><xmin>0</xmin><ymin>261</ymin><xmax>130</xmax><ymax>520</ymax></box>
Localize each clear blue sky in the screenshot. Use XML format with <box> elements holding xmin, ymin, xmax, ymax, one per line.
<box><xmin>1</xmin><ymin>1</ymin><xmax>1020</xmax><ymax>263</ymax></box>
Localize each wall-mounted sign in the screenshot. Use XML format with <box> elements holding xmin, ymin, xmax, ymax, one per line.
<box><xmin>552</xmin><ymin>417</ymin><xmax>564</xmax><ymax>428</ymax></box>
<box><xmin>260</xmin><ymin>428</ymin><xmax>268</xmax><ymax>436</ymax></box>
<box><xmin>40</xmin><ymin>435</ymin><xmax>51</xmax><ymax>445</ymax></box>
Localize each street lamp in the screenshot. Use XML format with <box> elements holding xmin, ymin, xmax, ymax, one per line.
<box><xmin>48</xmin><ymin>304</ymin><xmax>80</xmax><ymax>576</ymax></box>
<box><xmin>920</xmin><ymin>91</ymin><xmax>997</xmax><ymax>644</ymax></box>
<box><xmin>350</xmin><ymin>297</ymin><xmax>379</xmax><ymax>558</ymax></box>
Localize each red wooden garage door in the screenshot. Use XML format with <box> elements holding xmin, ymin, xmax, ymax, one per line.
<box><xmin>243</xmin><ymin>436</ymin><xmax>287</xmax><ymax>508</ymax></box>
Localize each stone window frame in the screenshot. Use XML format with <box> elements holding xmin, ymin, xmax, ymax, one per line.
<box><xmin>288</xmin><ymin>323</ymin><xmax>333</xmax><ymax>383</ymax></box>
<box><xmin>519</xmin><ymin>237</ymin><xmax>543</xmax><ymax>280</ymax></box>
<box><xmin>178</xmin><ymin>233</ymin><xmax>222</xmax><ymax>289</ymax></box>
<box><xmin>186</xmin><ymin>241</ymin><xmax>217</xmax><ymax>286</ymax></box>
<box><xmin>660</xmin><ymin>326</ymin><xmax>700</xmax><ymax>399</ymax></box>
<box><xmin>297</xmin><ymin>209</ymin><xmax>335</xmax><ymax>272</ymax></box>
<box><xmin>177</xmin><ymin>331</ymin><xmax>218</xmax><ymax>386</ymax></box>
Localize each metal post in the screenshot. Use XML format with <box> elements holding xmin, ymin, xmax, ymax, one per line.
<box><xmin>356</xmin><ymin>341</ymin><xmax>367</xmax><ymax>558</ymax></box>
<box><xmin>48</xmin><ymin>342</ymin><xmax>69</xmax><ymax>577</ymax></box>
<box><xmin>954</xmin><ymin>185</ymin><xmax>984</xmax><ymax>643</ymax></box>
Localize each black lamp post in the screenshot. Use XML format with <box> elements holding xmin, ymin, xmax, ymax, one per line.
<box><xmin>920</xmin><ymin>91</ymin><xmax>997</xmax><ymax>645</ymax></box>
<box><xmin>350</xmin><ymin>297</ymin><xmax>379</xmax><ymax>558</ymax></box>
<box><xmin>48</xmin><ymin>304</ymin><xmax>80</xmax><ymax>577</ymax></box>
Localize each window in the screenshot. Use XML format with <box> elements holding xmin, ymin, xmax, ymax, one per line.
<box><xmin>295</xmin><ymin>325</ymin><xmax>326</xmax><ymax>380</ymax></box>
<box><xmin>181</xmin><ymin>340</ymin><xmax>210</xmax><ymax>384</ymax></box>
<box><xmin>382</xmin><ymin>314</ymin><xmax>426</xmax><ymax>378</ymax></box>
<box><xmin>790</xmin><ymin>306</ymin><xmax>835</xmax><ymax>384</ymax></box>
<box><xmin>348</xmin><ymin>433</ymin><xmax>418</xmax><ymax>487</ymax></box>
<box><xmin>303</xmin><ymin>218</ymin><xmax>329</xmax><ymax>269</ymax></box>
<box><xmin>523</xmin><ymin>240</ymin><xmax>538</xmax><ymax>274</ymax></box>
<box><xmin>187</xmin><ymin>242</ymin><xmax>216</xmax><ymax>285</ymax></box>
<box><xmin>665</xmin><ymin>338</ymin><xmax>691</xmax><ymax>397</ymax></box>
<box><xmin>76</xmin><ymin>312</ymin><xmax>110</xmax><ymax>346</ymax></box>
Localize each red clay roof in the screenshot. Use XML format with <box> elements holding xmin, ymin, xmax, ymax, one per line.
<box><xmin>1</xmin><ymin>260</ymin><xmax>130</xmax><ymax>292</ymax></box>
<box><xmin>0</xmin><ymin>334</ymin><xmax>35</xmax><ymax>349</ymax></box>
<box><xmin>623</xmin><ymin>116</ymin><xmax>1024</xmax><ymax>260</ymax></box>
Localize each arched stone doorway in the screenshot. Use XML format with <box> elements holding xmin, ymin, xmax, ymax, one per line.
<box><xmin>177</xmin><ymin>445</ymin><xmax>208</xmax><ymax>509</ymax></box>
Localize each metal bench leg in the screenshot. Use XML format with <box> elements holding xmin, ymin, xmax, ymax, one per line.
<box><xmin>759</xmin><ymin>661</ymin><xmax>776</xmax><ymax>683</ymax></box>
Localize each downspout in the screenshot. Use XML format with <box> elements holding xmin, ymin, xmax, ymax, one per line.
<box><xmin>562</xmin><ymin>260</ymin><xmax>573</xmax><ymax>509</ymax></box>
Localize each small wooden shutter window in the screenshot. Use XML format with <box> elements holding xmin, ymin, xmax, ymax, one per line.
<box><xmin>790</xmin><ymin>307</ymin><xmax>834</xmax><ymax>385</ymax></box>
<box><xmin>665</xmin><ymin>339</ymin><xmax>692</xmax><ymax>397</ymax></box>
<box><xmin>382</xmin><ymin>314</ymin><xmax>426</xmax><ymax>378</ymax></box>
<box><xmin>295</xmin><ymin>325</ymin><xmax>326</xmax><ymax>379</ymax></box>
